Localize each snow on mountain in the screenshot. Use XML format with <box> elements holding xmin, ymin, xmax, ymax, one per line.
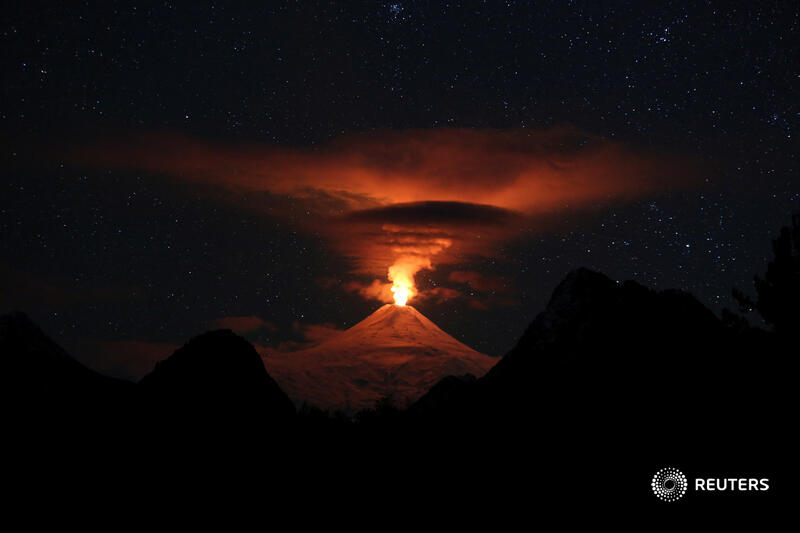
<box><xmin>263</xmin><ymin>304</ymin><xmax>497</xmax><ymax>412</ymax></box>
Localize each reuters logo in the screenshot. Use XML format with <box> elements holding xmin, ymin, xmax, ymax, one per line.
<box><xmin>651</xmin><ymin>467</ymin><xmax>688</xmax><ymax>502</ymax></box>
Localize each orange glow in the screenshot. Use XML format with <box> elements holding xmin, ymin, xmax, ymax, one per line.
<box><xmin>391</xmin><ymin>283</ymin><xmax>410</xmax><ymax>306</ymax></box>
<box><xmin>71</xmin><ymin>127</ymin><xmax>702</xmax><ymax>308</ymax></box>
<box><xmin>70</xmin><ymin>127</ymin><xmax>698</xmax><ymax>215</ymax></box>
<box><xmin>386</xmin><ymin>252</ymin><xmax>440</xmax><ymax>306</ymax></box>
<box><xmin>388</xmin><ymin>257</ymin><xmax>421</xmax><ymax>306</ymax></box>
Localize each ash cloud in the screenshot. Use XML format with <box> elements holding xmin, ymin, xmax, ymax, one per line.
<box><xmin>69</xmin><ymin>127</ymin><xmax>701</xmax><ymax>307</ymax></box>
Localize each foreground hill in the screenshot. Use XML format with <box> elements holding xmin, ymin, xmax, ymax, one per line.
<box><xmin>2</xmin><ymin>267</ymin><xmax>791</xmax><ymax>516</ymax></box>
<box><xmin>140</xmin><ymin>329</ymin><xmax>295</xmax><ymax>423</ymax></box>
<box><xmin>1</xmin><ymin>311</ymin><xmax>133</xmax><ymax>419</ymax></box>
<box><xmin>1</xmin><ymin>313</ymin><xmax>295</xmax><ymax>430</ymax></box>
<box><xmin>414</xmin><ymin>268</ymin><xmax>787</xmax><ymax>425</ymax></box>
<box><xmin>408</xmin><ymin>268</ymin><xmax>791</xmax><ymax>509</ymax></box>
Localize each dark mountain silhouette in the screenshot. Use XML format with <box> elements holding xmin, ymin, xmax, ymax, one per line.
<box><xmin>1</xmin><ymin>311</ymin><xmax>133</xmax><ymax>415</ymax></box>
<box><xmin>2</xmin><ymin>314</ymin><xmax>295</xmax><ymax>451</ymax></box>
<box><xmin>407</xmin><ymin>267</ymin><xmax>791</xmax><ymax>513</ymax></box>
<box><xmin>734</xmin><ymin>213</ymin><xmax>800</xmax><ymax>335</ymax></box>
<box><xmin>3</xmin><ymin>260</ymin><xmax>792</xmax><ymax>516</ymax></box>
<box><xmin>139</xmin><ymin>329</ymin><xmax>295</xmax><ymax>423</ymax></box>
<box><xmin>2</xmin><ymin>317</ymin><xmax>298</xmax><ymax>497</ymax></box>
<box><xmin>410</xmin><ymin>372</ymin><xmax>477</xmax><ymax>413</ymax></box>
<box><xmin>412</xmin><ymin>267</ymin><xmax>785</xmax><ymax>422</ymax></box>
<box><xmin>2</xmin><ymin>310</ymin><xmax>140</xmax><ymax>479</ymax></box>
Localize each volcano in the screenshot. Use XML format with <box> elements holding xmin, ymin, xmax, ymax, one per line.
<box><xmin>263</xmin><ymin>304</ymin><xmax>497</xmax><ymax>412</ymax></box>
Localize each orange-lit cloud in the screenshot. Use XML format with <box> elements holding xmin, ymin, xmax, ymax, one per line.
<box><xmin>77</xmin><ymin>340</ymin><xmax>178</xmax><ymax>381</ymax></box>
<box><xmin>69</xmin><ymin>127</ymin><xmax>700</xmax><ymax>306</ymax></box>
<box><xmin>328</xmin><ymin>201</ymin><xmax>524</xmax><ymax>303</ymax></box>
<box><xmin>71</xmin><ymin>127</ymin><xmax>694</xmax><ymax>211</ymax></box>
<box><xmin>211</xmin><ymin>315</ymin><xmax>277</xmax><ymax>333</ymax></box>
<box><xmin>344</xmin><ymin>279</ymin><xmax>393</xmax><ymax>303</ymax></box>
<box><xmin>296</xmin><ymin>322</ymin><xmax>343</xmax><ymax>344</ymax></box>
<box><xmin>257</xmin><ymin>321</ymin><xmax>343</xmax><ymax>355</ymax></box>
<box><xmin>421</xmin><ymin>287</ymin><xmax>462</xmax><ymax>303</ymax></box>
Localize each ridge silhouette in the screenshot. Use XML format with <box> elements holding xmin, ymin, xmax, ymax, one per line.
<box><xmin>139</xmin><ymin>328</ymin><xmax>295</xmax><ymax>426</ymax></box>
<box><xmin>3</xmin><ymin>235</ymin><xmax>794</xmax><ymax>516</ymax></box>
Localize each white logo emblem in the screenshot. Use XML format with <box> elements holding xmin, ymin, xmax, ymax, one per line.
<box><xmin>651</xmin><ymin>467</ymin><xmax>688</xmax><ymax>502</ymax></box>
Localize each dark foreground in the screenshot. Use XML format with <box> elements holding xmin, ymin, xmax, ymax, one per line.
<box><xmin>3</xmin><ymin>267</ymin><xmax>794</xmax><ymax>523</ymax></box>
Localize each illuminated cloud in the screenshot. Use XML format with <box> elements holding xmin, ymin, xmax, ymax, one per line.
<box><xmin>211</xmin><ymin>315</ymin><xmax>277</xmax><ymax>333</ymax></box>
<box><xmin>70</xmin><ymin>127</ymin><xmax>699</xmax><ymax>307</ymax></box>
<box><xmin>344</xmin><ymin>279</ymin><xmax>394</xmax><ymax>303</ymax></box>
<box><xmin>421</xmin><ymin>286</ymin><xmax>462</xmax><ymax>303</ymax></box>
<box><xmin>257</xmin><ymin>321</ymin><xmax>344</xmax><ymax>355</ymax></box>
<box><xmin>70</xmin><ymin>126</ymin><xmax>695</xmax><ymax>212</ymax></box>
<box><xmin>77</xmin><ymin>340</ymin><xmax>178</xmax><ymax>381</ymax></box>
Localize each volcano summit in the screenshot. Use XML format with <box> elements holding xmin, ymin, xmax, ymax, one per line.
<box><xmin>263</xmin><ymin>304</ymin><xmax>497</xmax><ymax>412</ymax></box>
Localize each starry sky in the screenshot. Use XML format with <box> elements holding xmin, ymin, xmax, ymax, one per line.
<box><xmin>1</xmin><ymin>1</ymin><xmax>798</xmax><ymax>380</ymax></box>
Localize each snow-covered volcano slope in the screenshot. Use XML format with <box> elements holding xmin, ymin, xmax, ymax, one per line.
<box><xmin>263</xmin><ymin>304</ymin><xmax>497</xmax><ymax>412</ymax></box>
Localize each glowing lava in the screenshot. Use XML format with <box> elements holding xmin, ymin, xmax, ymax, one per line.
<box><xmin>391</xmin><ymin>282</ymin><xmax>410</xmax><ymax>306</ymax></box>
<box><xmin>388</xmin><ymin>258</ymin><xmax>425</xmax><ymax>306</ymax></box>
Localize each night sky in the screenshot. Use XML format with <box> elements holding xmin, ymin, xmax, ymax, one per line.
<box><xmin>2</xmin><ymin>1</ymin><xmax>798</xmax><ymax>380</ymax></box>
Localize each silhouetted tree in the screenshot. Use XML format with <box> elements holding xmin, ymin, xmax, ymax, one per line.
<box><xmin>355</xmin><ymin>395</ymin><xmax>400</xmax><ymax>426</ymax></box>
<box><xmin>720</xmin><ymin>307</ymin><xmax>750</xmax><ymax>332</ymax></box>
<box><xmin>734</xmin><ymin>214</ymin><xmax>800</xmax><ymax>335</ymax></box>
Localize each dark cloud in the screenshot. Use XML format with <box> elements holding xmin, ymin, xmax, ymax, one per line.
<box><xmin>344</xmin><ymin>201</ymin><xmax>518</xmax><ymax>226</ymax></box>
<box><xmin>448</xmin><ymin>270</ymin><xmax>510</xmax><ymax>292</ymax></box>
<box><xmin>0</xmin><ymin>263</ymin><xmax>143</xmax><ymax>312</ymax></box>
